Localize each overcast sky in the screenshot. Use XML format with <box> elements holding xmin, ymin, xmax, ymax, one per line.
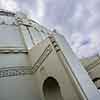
<box><xmin>0</xmin><ymin>0</ymin><xmax>100</xmax><ymax>58</ymax></box>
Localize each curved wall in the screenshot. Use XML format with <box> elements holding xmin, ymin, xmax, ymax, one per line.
<box><xmin>0</xmin><ymin>10</ymin><xmax>42</xmax><ymax>100</ymax></box>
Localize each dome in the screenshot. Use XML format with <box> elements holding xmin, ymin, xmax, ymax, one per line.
<box><xmin>0</xmin><ymin>10</ymin><xmax>49</xmax><ymax>100</ymax></box>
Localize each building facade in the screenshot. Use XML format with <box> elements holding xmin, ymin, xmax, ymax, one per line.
<box><xmin>0</xmin><ymin>10</ymin><xmax>99</xmax><ymax>100</ymax></box>
<box><xmin>81</xmin><ymin>54</ymin><xmax>100</xmax><ymax>90</ymax></box>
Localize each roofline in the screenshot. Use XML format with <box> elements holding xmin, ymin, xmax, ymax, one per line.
<box><xmin>0</xmin><ymin>9</ymin><xmax>15</xmax><ymax>16</ymax></box>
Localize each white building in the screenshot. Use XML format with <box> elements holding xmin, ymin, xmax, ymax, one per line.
<box><xmin>0</xmin><ymin>10</ymin><xmax>99</xmax><ymax>100</ymax></box>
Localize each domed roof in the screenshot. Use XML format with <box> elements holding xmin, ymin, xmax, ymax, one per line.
<box><xmin>0</xmin><ymin>9</ymin><xmax>50</xmax><ymax>49</ymax></box>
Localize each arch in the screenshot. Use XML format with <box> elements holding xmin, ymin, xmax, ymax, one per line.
<box><xmin>92</xmin><ymin>77</ymin><xmax>100</xmax><ymax>83</ymax></box>
<box><xmin>43</xmin><ymin>77</ymin><xmax>63</xmax><ymax>100</ymax></box>
<box><xmin>92</xmin><ymin>77</ymin><xmax>100</xmax><ymax>89</ymax></box>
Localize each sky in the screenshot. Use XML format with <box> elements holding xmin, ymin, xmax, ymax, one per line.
<box><xmin>0</xmin><ymin>0</ymin><xmax>100</xmax><ymax>58</ymax></box>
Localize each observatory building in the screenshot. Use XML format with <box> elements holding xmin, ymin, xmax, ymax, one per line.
<box><xmin>0</xmin><ymin>10</ymin><xmax>100</xmax><ymax>100</ymax></box>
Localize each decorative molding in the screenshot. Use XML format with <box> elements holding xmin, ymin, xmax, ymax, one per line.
<box><xmin>32</xmin><ymin>44</ymin><xmax>53</xmax><ymax>73</ymax></box>
<box><xmin>0</xmin><ymin>44</ymin><xmax>53</xmax><ymax>78</ymax></box>
<box><xmin>49</xmin><ymin>35</ymin><xmax>61</xmax><ymax>52</ymax></box>
<box><xmin>31</xmin><ymin>36</ymin><xmax>61</xmax><ymax>74</ymax></box>
<box><xmin>0</xmin><ymin>66</ymin><xmax>33</xmax><ymax>78</ymax></box>
<box><xmin>0</xmin><ymin>10</ymin><xmax>15</xmax><ymax>16</ymax></box>
<box><xmin>0</xmin><ymin>48</ymin><xmax>28</xmax><ymax>54</ymax></box>
<box><xmin>87</xmin><ymin>58</ymin><xmax>100</xmax><ymax>71</ymax></box>
<box><xmin>0</xmin><ymin>37</ymin><xmax>58</xmax><ymax>78</ymax></box>
<box><xmin>16</xmin><ymin>18</ymin><xmax>32</xmax><ymax>27</ymax></box>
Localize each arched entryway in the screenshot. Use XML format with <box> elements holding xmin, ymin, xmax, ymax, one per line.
<box><xmin>43</xmin><ymin>77</ymin><xmax>63</xmax><ymax>100</ymax></box>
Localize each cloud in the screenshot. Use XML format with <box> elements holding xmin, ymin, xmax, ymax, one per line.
<box><xmin>36</xmin><ymin>0</ymin><xmax>45</xmax><ymax>18</ymax></box>
<box><xmin>17</xmin><ymin>0</ymin><xmax>45</xmax><ymax>23</ymax></box>
<box><xmin>0</xmin><ymin>0</ymin><xmax>19</xmax><ymax>11</ymax></box>
<box><xmin>70</xmin><ymin>32</ymin><xmax>100</xmax><ymax>58</ymax></box>
<box><xmin>64</xmin><ymin>0</ymin><xmax>100</xmax><ymax>58</ymax></box>
<box><xmin>0</xmin><ymin>0</ymin><xmax>45</xmax><ymax>22</ymax></box>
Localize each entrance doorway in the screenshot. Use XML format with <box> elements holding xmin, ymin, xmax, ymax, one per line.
<box><xmin>43</xmin><ymin>77</ymin><xmax>63</xmax><ymax>100</ymax></box>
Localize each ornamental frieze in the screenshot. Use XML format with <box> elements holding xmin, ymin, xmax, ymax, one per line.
<box><xmin>0</xmin><ymin>66</ymin><xmax>33</xmax><ymax>78</ymax></box>
<box><xmin>32</xmin><ymin>44</ymin><xmax>53</xmax><ymax>73</ymax></box>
